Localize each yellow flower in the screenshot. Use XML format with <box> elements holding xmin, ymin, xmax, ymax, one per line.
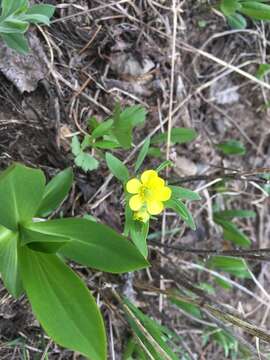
<box><xmin>126</xmin><ymin>170</ymin><xmax>171</xmax><ymax>220</ymax></box>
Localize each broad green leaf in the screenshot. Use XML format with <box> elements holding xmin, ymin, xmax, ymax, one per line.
<box><xmin>240</xmin><ymin>2</ymin><xmax>270</xmax><ymax>20</ymax></box>
<box><xmin>0</xmin><ymin>18</ymin><xmax>29</xmax><ymax>33</ymax></box>
<box><xmin>75</xmin><ymin>152</ymin><xmax>99</xmax><ymax>172</ymax></box>
<box><xmin>20</xmin><ymin>247</ymin><xmax>106</xmax><ymax>360</ymax></box>
<box><xmin>20</xmin><ymin>226</ymin><xmax>70</xmax><ymax>253</ymax></box>
<box><xmin>208</xmin><ymin>256</ymin><xmax>251</xmax><ymax>278</ymax></box>
<box><xmin>0</xmin><ymin>226</ymin><xmax>23</xmax><ymax>298</ymax></box>
<box><xmin>112</xmin><ymin>105</ymin><xmax>146</xmax><ymax>149</ymax></box>
<box><xmin>217</xmin><ymin>139</ymin><xmax>246</xmax><ymax>156</ymax></box>
<box><xmin>135</xmin><ymin>138</ymin><xmax>150</xmax><ymax>173</ymax></box>
<box><xmin>25</xmin><ymin>4</ymin><xmax>55</xmax><ymax>20</ymax></box>
<box><xmin>37</xmin><ymin>168</ymin><xmax>73</xmax><ymax>217</ymax></box>
<box><xmin>71</xmin><ymin>135</ymin><xmax>81</xmax><ymax>156</ymax></box>
<box><xmin>151</xmin><ymin>128</ymin><xmax>198</xmax><ymax>145</ymax></box>
<box><xmin>105</xmin><ymin>153</ymin><xmax>129</xmax><ymax>183</ymax></box>
<box><xmin>171</xmin><ymin>298</ymin><xmax>201</xmax><ymax>318</ymax></box>
<box><xmin>1</xmin><ymin>32</ymin><xmax>29</xmax><ymax>53</ymax></box>
<box><xmin>256</xmin><ymin>63</ymin><xmax>270</xmax><ymax>79</ymax></box>
<box><xmin>124</xmin><ymin>298</ymin><xmax>178</xmax><ymax>360</ymax></box>
<box><xmin>25</xmin><ymin>218</ymin><xmax>149</xmax><ymax>273</ymax></box>
<box><xmin>1</xmin><ymin>0</ymin><xmax>28</xmax><ymax>17</ymax></box>
<box><xmin>227</xmin><ymin>13</ymin><xmax>247</xmax><ymax>28</ymax></box>
<box><xmin>215</xmin><ymin>209</ymin><xmax>256</xmax><ymax>220</ymax></box>
<box><xmin>92</xmin><ymin>119</ymin><xmax>113</xmax><ymax>138</ymax></box>
<box><xmin>214</xmin><ymin>217</ymin><xmax>251</xmax><ymax>247</ymax></box>
<box><xmin>0</xmin><ymin>163</ymin><xmax>45</xmax><ymax>231</ymax></box>
<box><xmin>147</xmin><ymin>146</ymin><xmax>163</xmax><ymax>158</ymax></box>
<box><xmin>18</xmin><ymin>13</ymin><xmax>50</xmax><ymax>25</ymax></box>
<box><xmin>166</xmin><ymin>199</ymin><xmax>196</xmax><ymax>230</ymax></box>
<box><xmin>169</xmin><ymin>185</ymin><xmax>201</xmax><ymax>201</ymax></box>
<box><xmin>220</xmin><ymin>0</ymin><xmax>241</xmax><ymax>15</ymax></box>
<box><xmin>130</xmin><ymin>220</ymin><xmax>149</xmax><ymax>258</ymax></box>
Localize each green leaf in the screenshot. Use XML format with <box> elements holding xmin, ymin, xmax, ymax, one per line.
<box><xmin>151</xmin><ymin>128</ymin><xmax>198</xmax><ymax>145</ymax></box>
<box><xmin>227</xmin><ymin>12</ymin><xmax>247</xmax><ymax>29</ymax></box>
<box><xmin>0</xmin><ymin>18</ymin><xmax>29</xmax><ymax>33</ymax></box>
<box><xmin>166</xmin><ymin>199</ymin><xmax>196</xmax><ymax>230</ymax></box>
<box><xmin>0</xmin><ymin>226</ymin><xmax>23</xmax><ymax>298</ymax></box>
<box><xmin>217</xmin><ymin>139</ymin><xmax>246</xmax><ymax>156</ymax></box>
<box><xmin>0</xmin><ymin>163</ymin><xmax>45</xmax><ymax>231</ymax></box>
<box><xmin>25</xmin><ymin>218</ymin><xmax>149</xmax><ymax>273</ymax></box>
<box><xmin>147</xmin><ymin>146</ymin><xmax>163</xmax><ymax>158</ymax></box>
<box><xmin>124</xmin><ymin>298</ymin><xmax>178</xmax><ymax>360</ymax></box>
<box><xmin>208</xmin><ymin>256</ymin><xmax>251</xmax><ymax>278</ymax></box>
<box><xmin>112</xmin><ymin>105</ymin><xmax>146</xmax><ymax>149</ymax></box>
<box><xmin>71</xmin><ymin>135</ymin><xmax>81</xmax><ymax>156</ymax></box>
<box><xmin>214</xmin><ymin>209</ymin><xmax>256</xmax><ymax>220</ymax></box>
<box><xmin>156</xmin><ymin>160</ymin><xmax>174</xmax><ymax>173</ymax></box>
<box><xmin>169</xmin><ymin>185</ymin><xmax>201</xmax><ymax>201</ymax></box>
<box><xmin>256</xmin><ymin>63</ymin><xmax>270</xmax><ymax>79</ymax></box>
<box><xmin>25</xmin><ymin>4</ymin><xmax>55</xmax><ymax>20</ymax></box>
<box><xmin>130</xmin><ymin>220</ymin><xmax>149</xmax><ymax>258</ymax></box>
<box><xmin>105</xmin><ymin>153</ymin><xmax>129</xmax><ymax>183</ymax></box>
<box><xmin>220</xmin><ymin>0</ymin><xmax>241</xmax><ymax>16</ymax></box>
<box><xmin>20</xmin><ymin>246</ymin><xmax>106</xmax><ymax>360</ymax></box>
<box><xmin>75</xmin><ymin>152</ymin><xmax>99</xmax><ymax>172</ymax></box>
<box><xmin>0</xmin><ymin>32</ymin><xmax>29</xmax><ymax>53</ymax></box>
<box><xmin>171</xmin><ymin>298</ymin><xmax>201</xmax><ymax>318</ymax></box>
<box><xmin>37</xmin><ymin>168</ymin><xmax>73</xmax><ymax>217</ymax></box>
<box><xmin>92</xmin><ymin>119</ymin><xmax>113</xmax><ymax>138</ymax></box>
<box><xmin>240</xmin><ymin>2</ymin><xmax>270</xmax><ymax>20</ymax></box>
<box><xmin>214</xmin><ymin>217</ymin><xmax>251</xmax><ymax>247</ymax></box>
<box><xmin>135</xmin><ymin>138</ymin><xmax>150</xmax><ymax>173</ymax></box>
<box><xmin>20</xmin><ymin>226</ymin><xmax>70</xmax><ymax>253</ymax></box>
<box><xmin>1</xmin><ymin>0</ymin><xmax>28</xmax><ymax>17</ymax></box>
<box><xmin>93</xmin><ymin>140</ymin><xmax>119</xmax><ymax>149</ymax></box>
<box><xmin>18</xmin><ymin>13</ymin><xmax>50</xmax><ymax>25</ymax></box>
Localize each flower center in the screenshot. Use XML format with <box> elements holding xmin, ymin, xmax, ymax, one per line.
<box><xmin>139</xmin><ymin>185</ymin><xmax>151</xmax><ymax>199</ymax></box>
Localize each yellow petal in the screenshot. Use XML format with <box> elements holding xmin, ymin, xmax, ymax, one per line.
<box><xmin>129</xmin><ymin>195</ymin><xmax>143</xmax><ymax>211</ymax></box>
<box><xmin>141</xmin><ymin>170</ymin><xmax>158</xmax><ymax>185</ymax></box>
<box><xmin>134</xmin><ymin>210</ymin><xmax>150</xmax><ymax>223</ymax></box>
<box><xmin>126</xmin><ymin>178</ymin><xmax>141</xmax><ymax>194</ymax></box>
<box><xmin>146</xmin><ymin>200</ymin><xmax>164</xmax><ymax>215</ymax></box>
<box><xmin>156</xmin><ymin>186</ymin><xmax>172</xmax><ymax>201</ymax></box>
<box><xmin>149</xmin><ymin>176</ymin><xmax>164</xmax><ymax>189</ymax></box>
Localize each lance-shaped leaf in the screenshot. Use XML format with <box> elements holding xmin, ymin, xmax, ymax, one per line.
<box><xmin>166</xmin><ymin>199</ymin><xmax>196</xmax><ymax>230</ymax></box>
<box><xmin>0</xmin><ymin>225</ymin><xmax>23</xmax><ymax>298</ymax></box>
<box><xmin>20</xmin><ymin>247</ymin><xmax>106</xmax><ymax>360</ymax></box>
<box><xmin>20</xmin><ymin>226</ymin><xmax>70</xmax><ymax>253</ymax></box>
<box><xmin>25</xmin><ymin>218</ymin><xmax>149</xmax><ymax>273</ymax></box>
<box><xmin>37</xmin><ymin>168</ymin><xmax>73</xmax><ymax>217</ymax></box>
<box><xmin>0</xmin><ymin>163</ymin><xmax>46</xmax><ymax>231</ymax></box>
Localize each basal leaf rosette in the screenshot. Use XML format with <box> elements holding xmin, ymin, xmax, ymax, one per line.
<box><xmin>126</xmin><ymin>170</ymin><xmax>172</xmax><ymax>222</ymax></box>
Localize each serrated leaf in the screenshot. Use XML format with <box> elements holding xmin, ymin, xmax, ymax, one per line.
<box><xmin>151</xmin><ymin>128</ymin><xmax>198</xmax><ymax>145</ymax></box>
<box><xmin>0</xmin><ymin>163</ymin><xmax>45</xmax><ymax>231</ymax></box>
<box><xmin>0</xmin><ymin>226</ymin><xmax>23</xmax><ymax>298</ymax></box>
<box><xmin>105</xmin><ymin>153</ymin><xmax>129</xmax><ymax>183</ymax></box>
<box><xmin>37</xmin><ymin>168</ymin><xmax>73</xmax><ymax>217</ymax></box>
<box><xmin>25</xmin><ymin>218</ymin><xmax>149</xmax><ymax>273</ymax></box>
<box><xmin>208</xmin><ymin>256</ymin><xmax>251</xmax><ymax>278</ymax></box>
<box><xmin>166</xmin><ymin>199</ymin><xmax>196</xmax><ymax>230</ymax></box>
<box><xmin>20</xmin><ymin>246</ymin><xmax>107</xmax><ymax>360</ymax></box>
<box><xmin>169</xmin><ymin>185</ymin><xmax>201</xmax><ymax>201</ymax></box>
<box><xmin>112</xmin><ymin>105</ymin><xmax>146</xmax><ymax>149</ymax></box>
<box><xmin>75</xmin><ymin>152</ymin><xmax>99</xmax><ymax>172</ymax></box>
<box><xmin>217</xmin><ymin>139</ymin><xmax>246</xmax><ymax>156</ymax></box>
<box><xmin>92</xmin><ymin>119</ymin><xmax>113</xmax><ymax>138</ymax></box>
<box><xmin>135</xmin><ymin>138</ymin><xmax>150</xmax><ymax>173</ymax></box>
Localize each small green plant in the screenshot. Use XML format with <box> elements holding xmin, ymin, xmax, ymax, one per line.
<box><xmin>219</xmin><ymin>0</ymin><xmax>270</xmax><ymax>28</ymax></box>
<box><xmin>0</xmin><ymin>163</ymin><xmax>148</xmax><ymax>360</ymax></box>
<box><xmin>217</xmin><ymin>139</ymin><xmax>246</xmax><ymax>156</ymax></box>
<box><xmin>71</xmin><ymin>104</ymin><xmax>147</xmax><ymax>172</ymax></box>
<box><xmin>106</xmin><ymin>151</ymin><xmax>200</xmax><ymax>258</ymax></box>
<box><xmin>0</xmin><ymin>0</ymin><xmax>55</xmax><ymax>53</ymax></box>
